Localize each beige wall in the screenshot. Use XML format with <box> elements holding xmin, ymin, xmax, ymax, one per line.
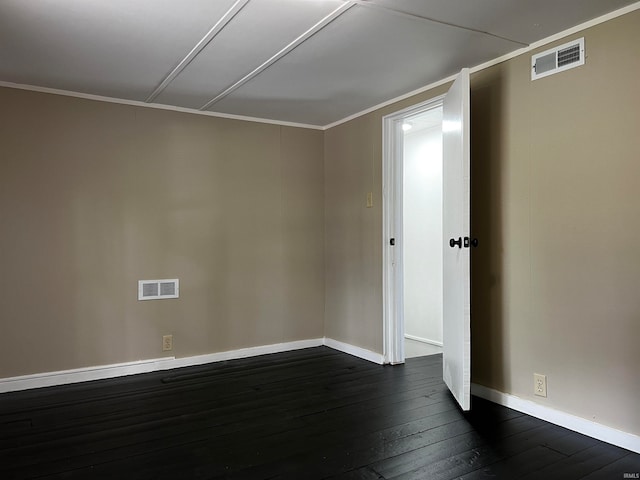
<box><xmin>324</xmin><ymin>113</ymin><xmax>381</xmax><ymax>351</ymax></box>
<box><xmin>0</xmin><ymin>88</ymin><xmax>325</xmax><ymax>378</ymax></box>
<box><xmin>325</xmin><ymin>10</ymin><xmax>640</xmax><ymax>435</ymax></box>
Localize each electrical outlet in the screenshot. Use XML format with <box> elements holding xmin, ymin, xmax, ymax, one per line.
<box><xmin>534</xmin><ymin>373</ymin><xmax>547</xmax><ymax>397</ymax></box>
<box><xmin>162</xmin><ymin>335</ymin><xmax>173</xmax><ymax>352</ymax></box>
<box><xmin>366</xmin><ymin>192</ymin><xmax>373</xmax><ymax>208</ymax></box>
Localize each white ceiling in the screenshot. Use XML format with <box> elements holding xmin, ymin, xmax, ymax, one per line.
<box><xmin>0</xmin><ymin>0</ymin><xmax>636</xmax><ymax>127</ymax></box>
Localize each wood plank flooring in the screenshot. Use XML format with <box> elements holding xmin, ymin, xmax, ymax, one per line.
<box><xmin>1</xmin><ymin>347</ymin><xmax>638</xmax><ymax>479</ymax></box>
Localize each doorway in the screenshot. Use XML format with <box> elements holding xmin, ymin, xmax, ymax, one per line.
<box><xmin>382</xmin><ymin>95</ymin><xmax>445</xmax><ymax>364</ymax></box>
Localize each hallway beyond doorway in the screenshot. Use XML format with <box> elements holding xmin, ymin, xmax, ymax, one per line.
<box><xmin>404</xmin><ymin>337</ymin><xmax>442</xmax><ymax>358</ymax></box>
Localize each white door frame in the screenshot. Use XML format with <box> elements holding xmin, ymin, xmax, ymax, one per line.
<box><xmin>382</xmin><ymin>95</ymin><xmax>445</xmax><ymax>365</ymax></box>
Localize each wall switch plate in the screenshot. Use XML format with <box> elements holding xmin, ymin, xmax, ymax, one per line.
<box><xmin>534</xmin><ymin>373</ymin><xmax>547</xmax><ymax>397</ymax></box>
<box><xmin>366</xmin><ymin>192</ymin><xmax>373</xmax><ymax>208</ymax></box>
<box><xmin>162</xmin><ymin>335</ymin><xmax>173</xmax><ymax>351</ymax></box>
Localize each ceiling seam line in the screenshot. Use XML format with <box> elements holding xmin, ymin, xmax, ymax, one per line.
<box><xmin>199</xmin><ymin>1</ymin><xmax>357</xmax><ymax>111</ymax></box>
<box><xmin>145</xmin><ymin>0</ymin><xmax>251</xmax><ymax>103</ymax></box>
<box><xmin>353</xmin><ymin>1</ymin><xmax>529</xmax><ymax>47</ymax></box>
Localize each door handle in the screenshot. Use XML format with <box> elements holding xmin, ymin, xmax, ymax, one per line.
<box><xmin>449</xmin><ymin>237</ymin><xmax>462</xmax><ymax>248</ymax></box>
<box><xmin>464</xmin><ymin>237</ymin><xmax>479</xmax><ymax>248</ymax></box>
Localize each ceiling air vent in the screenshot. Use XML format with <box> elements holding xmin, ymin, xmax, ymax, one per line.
<box><xmin>138</xmin><ymin>279</ymin><xmax>179</xmax><ymax>300</ymax></box>
<box><xmin>531</xmin><ymin>38</ymin><xmax>584</xmax><ymax>80</ymax></box>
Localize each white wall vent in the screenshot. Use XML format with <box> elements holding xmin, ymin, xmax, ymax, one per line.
<box><xmin>531</xmin><ymin>38</ymin><xmax>585</xmax><ymax>80</ymax></box>
<box><xmin>138</xmin><ymin>279</ymin><xmax>179</xmax><ymax>300</ymax></box>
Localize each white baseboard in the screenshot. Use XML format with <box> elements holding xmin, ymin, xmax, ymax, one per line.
<box><xmin>0</xmin><ymin>338</ymin><xmax>324</xmax><ymax>394</ymax></box>
<box><xmin>323</xmin><ymin>337</ymin><xmax>385</xmax><ymax>364</ymax></box>
<box><xmin>404</xmin><ymin>334</ymin><xmax>443</xmax><ymax>347</ymax></box>
<box><xmin>0</xmin><ymin>337</ymin><xmax>383</xmax><ymax>394</ymax></box>
<box><xmin>0</xmin><ymin>357</ymin><xmax>176</xmax><ymax>393</ymax></box>
<box><xmin>168</xmin><ymin>338</ymin><xmax>324</xmax><ymax>369</ymax></box>
<box><xmin>472</xmin><ymin>383</ymin><xmax>640</xmax><ymax>454</ymax></box>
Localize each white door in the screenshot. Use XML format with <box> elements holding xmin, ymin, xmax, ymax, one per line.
<box><xmin>442</xmin><ymin>68</ymin><xmax>471</xmax><ymax>411</ymax></box>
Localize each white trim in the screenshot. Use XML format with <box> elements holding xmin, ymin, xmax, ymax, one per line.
<box><xmin>382</xmin><ymin>112</ymin><xmax>404</xmax><ymax>365</ymax></box>
<box><xmin>0</xmin><ymin>81</ymin><xmax>324</xmax><ymax>131</ymax></box>
<box><xmin>0</xmin><ymin>338</ymin><xmax>384</xmax><ymax>394</ymax></box>
<box><xmin>522</xmin><ymin>2</ymin><xmax>639</xmax><ymax>53</ymax></box>
<box><xmin>200</xmin><ymin>2</ymin><xmax>356</xmax><ymax>110</ymax></box>
<box><xmin>0</xmin><ymin>338</ymin><xmax>324</xmax><ymax>393</ymax></box>
<box><xmin>354</xmin><ymin>1</ymin><xmax>528</xmax><ymax>47</ymax></box>
<box><xmin>168</xmin><ymin>338</ymin><xmax>324</xmax><ymax>369</ymax></box>
<box><xmin>472</xmin><ymin>383</ymin><xmax>640</xmax><ymax>454</ymax></box>
<box><xmin>326</xmin><ymin>76</ymin><xmax>456</xmax><ymax>130</ymax></box>
<box><xmin>323</xmin><ymin>338</ymin><xmax>385</xmax><ymax>365</ymax></box>
<box><xmin>404</xmin><ymin>334</ymin><xmax>443</xmax><ymax>348</ymax></box>
<box><xmin>324</xmin><ymin>2</ymin><xmax>640</xmax><ymax>130</ymax></box>
<box><xmin>146</xmin><ymin>0</ymin><xmax>250</xmax><ymax>102</ymax></box>
<box><xmin>0</xmin><ymin>357</ymin><xmax>175</xmax><ymax>393</ymax></box>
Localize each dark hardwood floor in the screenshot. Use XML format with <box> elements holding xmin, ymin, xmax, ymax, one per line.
<box><xmin>1</xmin><ymin>347</ymin><xmax>638</xmax><ymax>479</ymax></box>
